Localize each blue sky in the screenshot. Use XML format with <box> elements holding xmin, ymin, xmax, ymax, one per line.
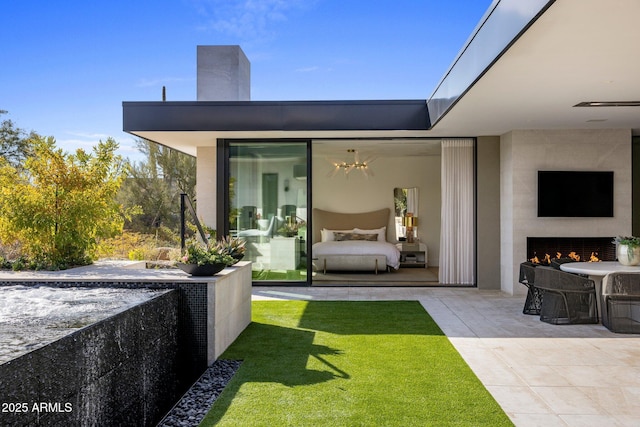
<box><xmin>1</xmin><ymin>0</ymin><xmax>492</xmax><ymax>160</ymax></box>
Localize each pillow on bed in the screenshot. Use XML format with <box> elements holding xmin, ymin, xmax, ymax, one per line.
<box><xmin>333</xmin><ymin>232</ymin><xmax>379</xmax><ymax>242</ymax></box>
<box><xmin>353</xmin><ymin>226</ymin><xmax>386</xmax><ymax>242</ymax></box>
<box><xmin>321</xmin><ymin>228</ymin><xmax>354</xmax><ymax>242</ymax></box>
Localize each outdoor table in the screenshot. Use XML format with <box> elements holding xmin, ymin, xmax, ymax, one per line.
<box><xmin>559</xmin><ymin>261</ymin><xmax>640</xmax><ymax>317</ymax></box>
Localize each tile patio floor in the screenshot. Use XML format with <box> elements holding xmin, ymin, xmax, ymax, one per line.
<box><xmin>253</xmin><ymin>286</ymin><xmax>640</xmax><ymax>427</ymax></box>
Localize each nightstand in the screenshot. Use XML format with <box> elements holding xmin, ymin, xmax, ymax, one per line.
<box><xmin>396</xmin><ymin>242</ymin><xmax>427</xmax><ymax>268</ymax></box>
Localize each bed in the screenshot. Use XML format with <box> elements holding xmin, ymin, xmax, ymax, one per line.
<box><xmin>312</xmin><ymin>208</ymin><xmax>401</xmax><ymax>273</ymax></box>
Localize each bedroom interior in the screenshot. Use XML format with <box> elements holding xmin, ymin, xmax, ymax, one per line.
<box><xmin>312</xmin><ymin>138</ymin><xmax>476</xmax><ymax>286</ymax></box>
<box><xmin>227</xmin><ymin>137</ymin><xmax>476</xmax><ymax>286</ymax></box>
<box><xmin>310</xmin><ymin>139</ymin><xmax>444</xmax><ymax>285</ymax></box>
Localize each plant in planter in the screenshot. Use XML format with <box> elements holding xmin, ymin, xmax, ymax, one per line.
<box><xmin>176</xmin><ymin>238</ymin><xmax>235</xmax><ymax>275</ymax></box>
<box><xmin>218</xmin><ymin>235</ymin><xmax>246</xmax><ymax>263</ymax></box>
<box><xmin>612</xmin><ymin>236</ymin><xmax>640</xmax><ymax>266</ymax></box>
<box><xmin>277</xmin><ymin>218</ymin><xmax>306</xmax><ymax>237</ymax></box>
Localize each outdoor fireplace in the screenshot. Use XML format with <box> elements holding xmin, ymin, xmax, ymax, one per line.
<box><xmin>526</xmin><ymin>237</ymin><xmax>616</xmax><ymax>264</ymax></box>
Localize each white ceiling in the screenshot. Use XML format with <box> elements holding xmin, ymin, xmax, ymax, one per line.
<box><xmin>131</xmin><ymin>0</ymin><xmax>640</xmax><ymax>158</ymax></box>
<box><xmin>427</xmin><ymin>0</ymin><xmax>640</xmax><ymax>137</ymax></box>
<box><xmin>136</xmin><ymin>130</ymin><xmax>442</xmax><ymax>158</ymax></box>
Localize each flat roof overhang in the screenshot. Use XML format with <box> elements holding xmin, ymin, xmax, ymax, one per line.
<box><xmin>123</xmin><ymin>100</ymin><xmax>430</xmax><ymax>154</ymax></box>
<box><xmin>428</xmin><ymin>0</ymin><xmax>640</xmax><ymax>136</ymax></box>
<box><xmin>123</xmin><ymin>100</ymin><xmax>429</xmax><ymax>132</ymax></box>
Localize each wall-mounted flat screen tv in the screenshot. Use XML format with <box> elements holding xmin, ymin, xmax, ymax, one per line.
<box><xmin>537</xmin><ymin>171</ymin><xmax>614</xmax><ymax>217</ymax></box>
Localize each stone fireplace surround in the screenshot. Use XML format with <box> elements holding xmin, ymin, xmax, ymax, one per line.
<box><xmin>499</xmin><ymin>129</ymin><xmax>632</xmax><ymax>294</ymax></box>
<box><xmin>526</xmin><ymin>237</ymin><xmax>616</xmax><ymax>263</ymax></box>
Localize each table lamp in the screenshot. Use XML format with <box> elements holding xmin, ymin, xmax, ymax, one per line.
<box><xmin>403</xmin><ymin>213</ymin><xmax>418</xmax><ymax>243</ymax></box>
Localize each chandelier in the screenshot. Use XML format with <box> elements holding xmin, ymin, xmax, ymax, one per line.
<box><xmin>327</xmin><ymin>149</ymin><xmax>375</xmax><ymax>178</ymax></box>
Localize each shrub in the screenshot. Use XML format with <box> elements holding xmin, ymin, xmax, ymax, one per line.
<box><xmin>0</xmin><ymin>137</ymin><xmax>128</xmax><ymax>269</ymax></box>
<box><xmin>97</xmin><ymin>230</ymin><xmax>179</xmax><ymax>261</ymax></box>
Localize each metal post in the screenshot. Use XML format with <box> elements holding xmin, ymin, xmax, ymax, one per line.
<box><xmin>180</xmin><ymin>194</ymin><xmax>186</xmax><ymax>251</ymax></box>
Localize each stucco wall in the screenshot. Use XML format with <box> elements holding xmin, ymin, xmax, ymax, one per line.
<box><xmin>196</xmin><ymin>146</ymin><xmax>217</xmax><ymax>228</ymax></box>
<box><xmin>500</xmin><ymin>129</ymin><xmax>632</xmax><ymax>295</ymax></box>
<box><xmin>313</xmin><ymin>152</ymin><xmax>441</xmax><ymax>266</ymax></box>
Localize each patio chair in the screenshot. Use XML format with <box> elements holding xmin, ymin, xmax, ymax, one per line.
<box><xmin>239</xmin><ymin>205</ymin><xmax>257</xmax><ymax>230</ymax></box>
<box><xmin>237</xmin><ymin>216</ymin><xmax>276</xmax><ymax>239</ymax></box>
<box><xmin>280</xmin><ymin>204</ymin><xmax>297</xmax><ymax>219</ymax></box>
<box><xmin>519</xmin><ymin>262</ymin><xmax>542</xmax><ymax>315</ymax></box>
<box><xmin>601</xmin><ymin>272</ymin><xmax>640</xmax><ymax>334</ymax></box>
<box><xmin>534</xmin><ymin>266</ymin><xmax>598</xmax><ymax>325</ymax></box>
<box><xmin>550</xmin><ymin>258</ymin><xmax>577</xmax><ymax>270</ymax></box>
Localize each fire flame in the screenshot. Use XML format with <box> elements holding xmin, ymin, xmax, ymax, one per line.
<box><xmin>529</xmin><ymin>253</ymin><xmax>553</xmax><ymax>264</ymax></box>
<box><xmin>529</xmin><ymin>250</ymin><xmax>601</xmax><ymax>264</ymax></box>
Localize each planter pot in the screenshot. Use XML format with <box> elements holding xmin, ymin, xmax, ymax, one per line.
<box><xmin>616</xmin><ymin>244</ymin><xmax>640</xmax><ymax>266</ymax></box>
<box><xmin>176</xmin><ymin>262</ymin><xmax>226</xmax><ymax>276</ymax></box>
<box><xmin>231</xmin><ymin>254</ymin><xmax>245</xmax><ymax>264</ymax></box>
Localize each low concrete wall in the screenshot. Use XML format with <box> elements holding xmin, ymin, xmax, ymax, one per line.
<box><xmin>209</xmin><ymin>261</ymin><xmax>252</xmax><ymax>362</ymax></box>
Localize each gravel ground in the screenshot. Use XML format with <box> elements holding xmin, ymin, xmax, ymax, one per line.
<box><xmin>158</xmin><ymin>359</ymin><xmax>242</xmax><ymax>427</ymax></box>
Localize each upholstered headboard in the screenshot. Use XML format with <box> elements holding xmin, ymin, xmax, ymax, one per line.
<box><xmin>312</xmin><ymin>208</ymin><xmax>391</xmax><ymax>243</ymax></box>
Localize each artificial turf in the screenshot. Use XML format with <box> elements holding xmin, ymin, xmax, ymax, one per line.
<box><xmin>200</xmin><ymin>300</ymin><xmax>513</xmax><ymax>426</ymax></box>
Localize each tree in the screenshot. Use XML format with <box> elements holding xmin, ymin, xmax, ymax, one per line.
<box><xmin>0</xmin><ymin>136</ymin><xmax>128</xmax><ymax>268</ymax></box>
<box><xmin>0</xmin><ymin>110</ymin><xmax>35</xmax><ymax>168</ymax></box>
<box><xmin>118</xmin><ymin>139</ymin><xmax>196</xmax><ymax>235</ymax></box>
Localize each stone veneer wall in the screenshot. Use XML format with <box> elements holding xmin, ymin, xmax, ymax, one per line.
<box><xmin>500</xmin><ymin>129</ymin><xmax>632</xmax><ymax>295</ymax></box>
<box><xmin>0</xmin><ymin>290</ymin><xmax>182</xmax><ymax>426</ymax></box>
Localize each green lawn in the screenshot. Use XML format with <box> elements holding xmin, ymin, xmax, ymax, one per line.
<box><xmin>201</xmin><ymin>301</ymin><xmax>513</xmax><ymax>426</ymax></box>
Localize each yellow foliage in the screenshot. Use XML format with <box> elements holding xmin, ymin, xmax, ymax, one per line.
<box><xmin>0</xmin><ymin>136</ymin><xmax>128</xmax><ymax>268</ymax></box>
<box><xmin>96</xmin><ymin>230</ymin><xmax>179</xmax><ymax>261</ymax></box>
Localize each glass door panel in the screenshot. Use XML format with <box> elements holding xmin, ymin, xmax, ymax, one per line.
<box><xmin>229</xmin><ymin>142</ymin><xmax>308</xmax><ymax>282</ymax></box>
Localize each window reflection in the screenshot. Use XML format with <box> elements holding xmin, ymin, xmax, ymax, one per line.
<box><xmin>394</xmin><ymin>187</ymin><xmax>418</xmax><ymax>241</ymax></box>
<box><xmin>229</xmin><ymin>142</ymin><xmax>308</xmax><ymax>281</ymax></box>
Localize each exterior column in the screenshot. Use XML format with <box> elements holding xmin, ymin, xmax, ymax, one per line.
<box><xmin>197</xmin><ymin>146</ymin><xmax>217</xmax><ymax>231</ymax></box>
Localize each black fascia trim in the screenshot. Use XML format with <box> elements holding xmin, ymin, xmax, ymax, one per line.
<box><xmin>123</xmin><ymin>100</ymin><xmax>430</xmax><ymax>132</ymax></box>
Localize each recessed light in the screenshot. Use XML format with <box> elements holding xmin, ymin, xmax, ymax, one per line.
<box><xmin>574</xmin><ymin>101</ymin><xmax>640</xmax><ymax>107</ymax></box>
<box><xmin>586</xmin><ymin>119</ymin><xmax>608</xmax><ymax>122</ymax></box>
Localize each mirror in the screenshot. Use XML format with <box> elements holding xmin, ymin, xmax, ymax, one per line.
<box><xmin>393</xmin><ymin>187</ymin><xmax>419</xmax><ymax>241</ymax></box>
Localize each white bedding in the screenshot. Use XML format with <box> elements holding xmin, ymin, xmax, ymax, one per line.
<box><xmin>312</xmin><ymin>241</ymin><xmax>401</xmax><ymax>270</ymax></box>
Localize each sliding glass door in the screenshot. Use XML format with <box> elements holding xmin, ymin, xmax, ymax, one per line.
<box><xmin>227</xmin><ymin>141</ymin><xmax>309</xmax><ymax>283</ymax></box>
